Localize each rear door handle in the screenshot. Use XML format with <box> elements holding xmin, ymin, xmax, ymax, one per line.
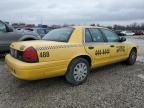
<box><xmin>110</xmin><ymin>45</ymin><xmax>115</xmax><ymax>47</ymax></box>
<box><xmin>88</xmin><ymin>46</ymin><xmax>94</xmax><ymax>50</ymax></box>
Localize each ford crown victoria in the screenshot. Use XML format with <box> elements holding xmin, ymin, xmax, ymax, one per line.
<box><xmin>5</xmin><ymin>26</ymin><xmax>138</xmax><ymax>85</ymax></box>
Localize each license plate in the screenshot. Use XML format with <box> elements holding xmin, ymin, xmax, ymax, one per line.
<box><xmin>10</xmin><ymin>49</ymin><xmax>17</xmax><ymax>57</ymax></box>
<box><xmin>10</xmin><ymin>49</ymin><xmax>14</xmax><ymax>56</ymax></box>
<box><xmin>14</xmin><ymin>50</ymin><xmax>17</xmax><ymax>57</ymax></box>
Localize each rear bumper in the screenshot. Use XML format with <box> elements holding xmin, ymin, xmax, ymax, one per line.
<box><xmin>5</xmin><ymin>54</ymin><xmax>66</xmax><ymax>80</ymax></box>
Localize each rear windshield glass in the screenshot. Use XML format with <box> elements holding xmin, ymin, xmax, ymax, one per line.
<box><xmin>43</xmin><ymin>27</ymin><xmax>74</xmax><ymax>42</ymax></box>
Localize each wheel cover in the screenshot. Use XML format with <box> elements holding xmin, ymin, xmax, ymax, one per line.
<box><xmin>73</xmin><ymin>63</ymin><xmax>88</xmax><ymax>82</ymax></box>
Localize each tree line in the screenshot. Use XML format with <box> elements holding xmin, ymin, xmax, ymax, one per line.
<box><xmin>104</xmin><ymin>23</ymin><xmax>144</xmax><ymax>31</ymax></box>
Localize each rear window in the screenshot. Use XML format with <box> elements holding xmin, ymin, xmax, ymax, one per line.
<box><xmin>43</xmin><ymin>27</ymin><xmax>74</xmax><ymax>42</ymax></box>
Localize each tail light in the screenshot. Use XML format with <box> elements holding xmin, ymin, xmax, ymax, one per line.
<box><xmin>23</xmin><ymin>47</ymin><xmax>38</xmax><ymax>63</ymax></box>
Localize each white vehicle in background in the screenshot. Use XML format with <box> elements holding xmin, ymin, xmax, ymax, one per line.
<box><xmin>121</xmin><ymin>31</ymin><xmax>135</xmax><ymax>36</ymax></box>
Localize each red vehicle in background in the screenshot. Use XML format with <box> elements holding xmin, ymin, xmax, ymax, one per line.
<box><xmin>134</xmin><ymin>31</ymin><xmax>144</xmax><ymax>35</ymax></box>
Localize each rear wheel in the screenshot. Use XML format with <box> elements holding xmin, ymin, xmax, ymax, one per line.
<box><xmin>65</xmin><ymin>58</ymin><xmax>90</xmax><ymax>85</ymax></box>
<box><xmin>126</xmin><ymin>48</ymin><xmax>137</xmax><ymax>65</ymax></box>
<box><xmin>22</xmin><ymin>38</ymin><xmax>35</xmax><ymax>41</ymax></box>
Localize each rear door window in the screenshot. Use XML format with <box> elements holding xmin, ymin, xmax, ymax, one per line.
<box><xmin>89</xmin><ymin>28</ymin><xmax>104</xmax><ymax>42</ymax></box>
<box><xmin>85</xmin><ymin>29</ymin><xmax>93</xmax><ymax>43</ymax></box>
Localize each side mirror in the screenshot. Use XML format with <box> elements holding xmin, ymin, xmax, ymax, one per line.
<box><xmin>119</xmin><ymin>37</ymin><xmax>126</xmax><ymax>42</ymax></box>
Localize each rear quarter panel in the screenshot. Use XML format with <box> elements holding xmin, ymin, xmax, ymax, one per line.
<box><xmin>36</xmin><ymin>44</ymin><xmax>89</xmax><ymax>76</ymax></box>
<box><xmin>37</xmin><ymin>44</ymin><xmax>88</xmax><ymax>62</ymax></box>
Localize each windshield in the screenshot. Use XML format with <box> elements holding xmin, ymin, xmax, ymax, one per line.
<box><xmin>43</xmin><ymin>27</ymin><xmax>74</xmax><ymax>42</ymax></box>
<box><xmin>37</xmin><ymin>29</ymin><xmax>45</xmax><ymax>34</ymax></box>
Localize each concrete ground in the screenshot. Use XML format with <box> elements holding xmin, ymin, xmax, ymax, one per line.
<box><xmin>0</xmin><ymin>36</ymin><xmax>144</xmax><ymax>108</ymax></box>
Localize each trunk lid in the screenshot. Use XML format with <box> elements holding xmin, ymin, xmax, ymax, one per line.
<box><xmin>10</xmin><ymin>40</ymin><xmax>68</xmax><ymax>51</ymax></box>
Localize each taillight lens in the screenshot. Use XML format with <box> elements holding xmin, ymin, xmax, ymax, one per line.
<box><xmin>23</xmin><ymin>47</ymin><xmax>38</xmax><ymax>63</ymax></box>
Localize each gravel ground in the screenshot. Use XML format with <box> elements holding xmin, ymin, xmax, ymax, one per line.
<box><xmin>0</xmin><ymin>36</ymin><xmax>144</xmax><ymax>108</ymax></box>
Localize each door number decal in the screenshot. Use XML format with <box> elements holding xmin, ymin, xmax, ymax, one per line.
<box><xmin>116</xmin><ymin>46</ymin><xmax>125</xmax><ymax>53</ymax></box>
<box><xmin>95</xmin><ymin>49</ymin><xmax>110</xmax><ymax>56</ymax></box>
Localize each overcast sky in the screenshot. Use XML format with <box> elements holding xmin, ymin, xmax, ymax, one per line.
<box><xmin>0</xmin><ymin>0</ymin><xmax>144</xmax><ymax>25</ymax></box>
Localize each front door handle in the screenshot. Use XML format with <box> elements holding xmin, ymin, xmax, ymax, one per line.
<box><xmin>88</xmin><ymin>46</ymin><xmax>94</xmax><ymax>50</ymax></box>
<box><xmin>110</xmin><ymin>45</ymin><xmax>115</xmax><ymax>47</ymax></box>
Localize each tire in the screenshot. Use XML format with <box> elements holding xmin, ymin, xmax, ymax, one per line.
<box><xmin>22</xmin><ymin>39</ymin><xmax>35</xmax><ymax>41</ymax></box>
<box><xmin>126</xmin><ymin>48</ymin><xmax>137</xmax><ymax>65</ymax></box>
<box><xmin>65</xmin><ymin>58</ymin><xmax>90</xmax><ymax>86</ymax></box>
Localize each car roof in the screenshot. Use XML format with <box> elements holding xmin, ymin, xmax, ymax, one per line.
<box><xmin>72</xmin><ymin>26</ymin><xmax>108</xmax><ymax>29</ymax></box>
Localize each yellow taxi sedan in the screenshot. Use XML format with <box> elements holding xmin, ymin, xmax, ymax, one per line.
<box><xmin>5</xmin><ymin>26</ymin><xmax>138</xmax><ymax>85</ymax></box>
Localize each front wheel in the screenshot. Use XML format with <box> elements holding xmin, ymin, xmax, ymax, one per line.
<box><xmin>126</xmin><ymin>48</ymin><xmax>137</xmax><ymax>65</ymax></box>
<box><xmin>65</xmin><ymin>58</ymin><xmax>90</xmax><ymax>85</ymax></box>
